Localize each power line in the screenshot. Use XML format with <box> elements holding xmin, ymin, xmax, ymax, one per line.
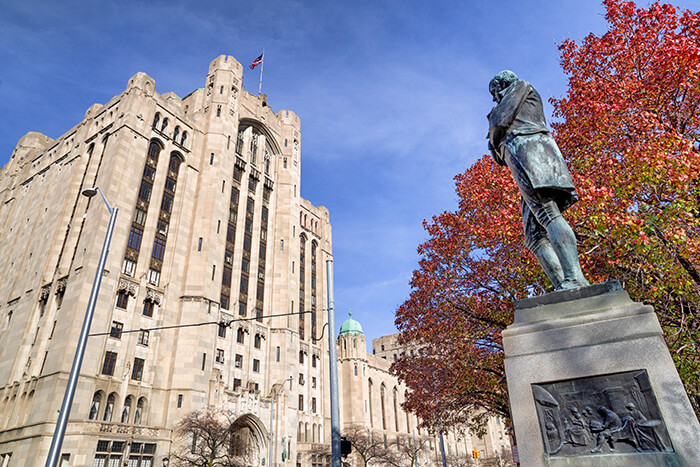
<box><xmin>88</xmin><ymin>309</ymin><xmax>326</xmax><ymax>337</ymax></box>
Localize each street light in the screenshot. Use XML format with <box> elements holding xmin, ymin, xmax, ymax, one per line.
<box><xmin>269</xmin><ymin>377</ymin><xmax>293</xmax><ymax>467</ymax></box>
<box><xmin>45</xmin><ymin>187</ymin><xmax>118</xmax><ymax>467</ymax></box>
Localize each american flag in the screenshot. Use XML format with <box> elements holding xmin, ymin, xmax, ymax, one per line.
<box><xmin>249</xmin><ymin>53</ymin><xmax>264</xmax><ymax>70</ymax></box>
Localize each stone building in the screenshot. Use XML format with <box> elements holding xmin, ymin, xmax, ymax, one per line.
<box><xmin>0</xmin><ymin>55</ymin><xmax>333</xmax><ymax>466</ymax></box>
<box><xmin>337</xmin><ymin>315</ymin><xmax>511</xmax><ymax>465</ymax></box>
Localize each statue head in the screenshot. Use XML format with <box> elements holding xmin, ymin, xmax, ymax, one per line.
<box><xmin>489</xmin><ymin>70</ymin><xmax>518</xmax><ymax>103</ymax></box>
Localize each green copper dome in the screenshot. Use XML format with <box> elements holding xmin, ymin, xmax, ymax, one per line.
<box><xmin>339</xmin><ymin>312</ymin><xmax>364</xmax><ymax>335</ymax></box>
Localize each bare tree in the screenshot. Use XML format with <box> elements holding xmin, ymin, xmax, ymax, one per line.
<box><xmin>377</xmin><ymin>434</ymin><xmax>430</xmax><ymax>467</ymax></box>
<box><xmin>340</xmin><ymin>425</ymin><xmax>394</xmax><ymax>467</ymax></box>
<box><xmin>171</xmin><ymin>407</ymin><xmax>253</xmax><ymax>467</ymax></box>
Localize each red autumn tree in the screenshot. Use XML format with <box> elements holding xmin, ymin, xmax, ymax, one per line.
<box><xmin>393</xmin><ymin>0</ymin><xmax>700</xmax><ymax>431</ymax></box>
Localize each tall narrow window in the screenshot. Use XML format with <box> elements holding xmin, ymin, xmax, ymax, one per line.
<box><xmin>149</xmin><ymin>153</ymin><xmax>182</xmax><ymax>283</ymax></box>
<box><xmin>132</xmin><ymin>358</ymin><xmax>144</xmax><ymax>380</ymax></box>
<box><xmin>123</xmin><ymin>140</ymin><xmax>161</xmax><ymax>277</ymax></box>
<box><xmin>102</xmin><ymin>352</ymin><xmax>117</xmax><ymax>376</ymax></box>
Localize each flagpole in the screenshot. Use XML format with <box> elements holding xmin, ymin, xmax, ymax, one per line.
<box><xmin>258</xmin><ymin>48</ymin><xmax>265</xmax><ymax>96</ymax></box>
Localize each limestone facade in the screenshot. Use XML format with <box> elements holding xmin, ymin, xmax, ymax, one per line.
<box><xmin>0</xmin><ymin>55</ymin><xmax>332</xmax><ymax>467</ymax></box>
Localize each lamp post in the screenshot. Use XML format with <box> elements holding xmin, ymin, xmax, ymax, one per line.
<box><xmin>269</xmin><ymin>377</ymin><xmax>293</xmax><ymax>467</ymax></box>
<box><xmin>45</xmin><ymin>187</ymin><xmax>118</xmax><ymax>467</ymax></box>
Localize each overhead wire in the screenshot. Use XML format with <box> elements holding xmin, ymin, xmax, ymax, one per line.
<box><xmin>88</xmin><ymin>309</ymin><xmax>327</xmax><ymax>337</ymax></box>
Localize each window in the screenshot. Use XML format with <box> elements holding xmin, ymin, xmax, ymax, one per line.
<box><xmin>240</xmin><ymin>275</ymin><xmax>248</xmax><ymax>294</ymax></box>
<box><xmin>89</xmin><ymin>392</ymin><xmax>101</xmax><ymax>420</ymax></box>
<box><xmin>298</xmin><ymin>395</ymin><xmax>304</xmax><ymax>411</ymax></box>
<box><xmin>143</xmin><ymin>165</ymin><xmax>155</xmax><ymax>181</ymax></box>
<box><xmin>131</xmin><ymin>358</ymin><xmax>144</xmax><ymax>381</ymax></box>
<box><xmin>216</xmin><ymin>349</ymin><xmax>225</xmax><ymax>364</ymax></box>
<box><xmin>134</xmin><ymin>398</ymin><xmax>145</xmax><ymax>425</ymax></box>
<box><xmin>102</xmin><ymin>352</ymin><xmax>117</xmax><ymax>375</ymax></box>
<box><xmin>161</xmin><ymin>118</ymin><xmax>168</xmax><ymax>132</ymax></box>
<box><xmin>181</xmin><ymin>132</ymin><xmax>187</xmax><ymax>146</ymax></box>
<box><xmin>133</xmin><ymin>210</ymin><xmax>147</xmax><ymax>228</ymax></box>
<box><xmin>222</xmin><ymin>266</ymin><xmax>232</xmax><ymax>287</ymax></box>
<box><xmin>276</xmin><ymin>346</ymin><xmax>280</xmax><ymax>362</ymax></box>
<box><xmin>110</xmin><ymin>321</ymin><xmax>123</xmax><ymax>339</ymax></box>
<box><xmin>161</xmin><ymin>193</ymin><xmax>174</xmax><ymax>213</ymax></box>
<box><xmin>312</xmin><ymin>397</ymin><xmax>317</xmax><ymax>413</ymax></box>
<box><xmin>122</xmin><ymin>259</ymin><xmax>136</xmax><ymax>277</ymax></box>
<box><xmin>218</xmin><ymin>323</ymin><xmax>227</xmax><ymax>338</ymax></box>
<box><xmin>116</xmin><ymin>290</ymin><xmax>129</xmax><ymax>309</ymax></box>
<box><xmin>299</xmin><ymin>351</ymin><xmax>304</xmax><ymax>364</ymax></box>
<box><xmin>312</xmin><ymin>376</ymin><xmax>317</xmax><ymax>388</ymax></box>
<box><xmin>253</xmin><ymin>359</ymin><xmax>260</xmax><ymax>372</ymax></box>
<box><xmin>127</xmin><ymin>226</ymin><xmax>143</xmax><ymax>250</ymax></box>
<box><xmin>165</xmin><ymin>177</ymin><xmax>177</xmax><ymax>192</ymax></box>
<box><xmin>121</xmin><ymin>397</ymin><xmax>132</xmax><ymax>423</ymax></box>
<box><xmin>202</xmin><ymin>353</ymin><xmax>206</xmax><ymax>370</ymax></box>
<box><xmin>235</xmin><ymin>354</ymin><xmax>243</xmax><ymax>368</ymax></box>
<box><xmin>143</xmin><ymin>300</ymin><xmax>154</xmax><ymax>317</ymax></box>
<box><xmin>234</xmin><ymin>378</ymin><xmax>242</xmax><ymax>390</ymax></box>
<box><xmin>152</xmin><ymin>112</ymin><xmax>160</xmax><ymax>129</ymax></box>
<box><xmin>137</xmin><ymin>330</ymin><xmax>149</xmax><ymax>346</ymax></box>
<box><xmin>233</xmin><ymin>166</ymin><xmax>243</xmax><ymax>181</ymax></box>
<box><xmin>157</xmin><ymin>219</ymin><xmax>169</xmax><ymax>237</ymax></box>
<box><xmin>147</xmin><ymin>269</ymin><xmax>160</xmax><ymax>286</ymax></box>
<box><xmin>104</xmin><ymin>394</ymin><xmax>115</xmax><ymax>421</ymax></box>
<box><xmin>238</xmin><ymin>302</ymin><xmax>247</xmax><ymax>317</ymax></box>
<box><xmin>236</xmin><ymin>327</ymin><xmax>245</xmax><ymax>344</ymax></box>
<box><xmin>138</xmin><ymin>180</ymin><xmax>152</xmax><ymax>202</ymax></box>
<box><xmin>169</xmin><ymin>154</ymin><xmax>182</xmax><ymax>173</ymax></box>
<box><xmin>173</xmin><ymin>126</ymin><xmax>180</xmax><ymax>142</ymax></box>
<box><xmin>247</xmin><ymin>197</ymin><xmax>254</xmax><ymax>213</ymax></box>
<box><xmin>220</xmin><ymin>294</ymin><xmax>230</xmax><ymax>310</ymax></box>
<box><xmin>153</xmin><ymin>237</ymin><xmax>167</xmax><ymax>259</ymax></box>
<box><xmin>254</xmin><ymin>334</ymin><xmax>261</xmax><ymax>349</ymax></box>
<box><xmin>177</xmin><ymin>394</ymin><xmax>183</xmax><ymax>408</ymax></box>
<box><xmin>312</xmin><ymin>355</ymin><xmax>317</xmax><ymax>368</ymax></box>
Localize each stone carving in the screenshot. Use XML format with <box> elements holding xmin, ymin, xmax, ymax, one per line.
<box><xmin>487</xmin><ymin>70</ymin><xmax>588</xmax><ymax>290</ymax></box>
<box><xmin>532</xmin><ymin>370</ymin><xmax>672</xmax><ymax>457</ymax></box>
<box><xmin>39</xmin><ymin>285</ymin><xmax>51</xmax><ymax>301</ymax></box>
<box><xmin>145</xmin><ymin>288</ymin><xmax>162</xmax><ymax>305</ymax></box>
<box><xmin>55</xmin><ymin>277</ymin><xmax>68</xmax><ymax>295</ymax></box>
<box><xmin>117</xmin><ymin>278</ymin><xmax>138</xmax><ymax>297</ymax></box>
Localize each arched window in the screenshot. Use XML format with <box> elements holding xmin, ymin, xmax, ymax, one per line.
<box><xmin>298</xmin><ymin>421</ymin><xmax>303</xmax><ymax>442</ymax></box>
<box><xmin>161</xmin><ymin>118</ymin><xmax>168</xmax><ymax>132</ymax></box>
<box><xmin>181</xmin><ymin>131</ymin><xmax>187</xmax><ymax>146</ymax></box>
<box><xmin>354</xmin><ymin>364</ymin><xmax>358</xmax><ymax>376</ymax></box>
<box><xmin>305</xmin><ymin>422</ymin><xmax>309</xmax><ymax>442</ymax></box>
<box><xmin>134</xmin><ymin>397</ymin><xmax>146</xmax><ymax>425</ymax></box>
<box><xmin>312</xmin><ymin>423</ymin><xmax>317</xmax><ymax>443</ymax></box>
<box><xmin>152</xmin><ymin>112</ymin><xmax>160</xmax><ymax>129</ymax></box>
<box><xmin>121</xmin><ymin>396</ymin><xmax>133</xmax><ymax>423</ymax></box>
<box><xmin>173</xmin><ymin>126</ymin><xmax>180</xmax><ymax>142</ymax></box>
<box><xmin>380</xmin><ymin>385</ymin><xmax>387</xmax><ymax>430</ymax></box>
<box><xmin>103</xmin><ymin>393</ymin><xmax>116</xmax><ymax>421</ymax></box>
<box><xmin>89</xmin><ymin>392</ymin><xmax>101</xmax><ymax>420</ymax></box>
<box><xmin>368</xmin><ymin>379</ymin><xmax>374</xmax><ymax>427</ymax></box>
<box><xmin>393</xmin><ymin>387</ymin><xmax>400</xmax><ymax>432</ymax></box>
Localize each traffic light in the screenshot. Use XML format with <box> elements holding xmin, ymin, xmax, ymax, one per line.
<box><xmin>341</xmin><ymin>437</ymin><xmax>352</xmax><ymax>457</ymax></box>
<box><xmin>472</xmin><ymin>449</ymin><xmax>480</xmax><ymax>459</ymax></box>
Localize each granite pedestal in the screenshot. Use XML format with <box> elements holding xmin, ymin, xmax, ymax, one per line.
<box><xmin>503</xmin><ymin>281</ymin><xmax>700</xmax><ymax>466</ymax></box>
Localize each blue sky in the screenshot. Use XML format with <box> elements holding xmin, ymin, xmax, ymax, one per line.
<box><xmin>1</xmin><ymin>0</ymin><xmax>696</xmax><ymax>349</ymax></box>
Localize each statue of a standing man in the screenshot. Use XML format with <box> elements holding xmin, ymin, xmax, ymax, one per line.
<box><xmin>487</xmin><ymin>70</ymin><xmax>589</xmax><ymax>290</ymax></box>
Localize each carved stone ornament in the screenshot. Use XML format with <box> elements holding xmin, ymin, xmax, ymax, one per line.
<box><xmin>532</xmin><ymin>370</ymin><xmax>672</xmax><ymax>457</ymax></box>
<box><xmin>55</xmin><ymin>277</ymin><xmax>68</xmax><ymax>295</ymax></box>
<box><xmin>117</xmin><ymin>278</ymin><xmax>138</xmax><ymax>297</ymax></box>
<box><xmin>39</xmin><ymin>285</ymin><xmax>51</xmax><ymax>301</ymax></box>
<box><xmin>145</xmin><ymin>288</ymin><xmax>162</xmax><ymax>305</ymax></box>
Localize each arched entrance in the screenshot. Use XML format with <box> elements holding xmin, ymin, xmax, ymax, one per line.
<box><xmin>230</xmin><ymin>413</ymin><xmax>268</xmax><ymax>466</ymax></box>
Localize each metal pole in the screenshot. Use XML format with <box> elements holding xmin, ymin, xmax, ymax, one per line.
<box><xmin>412</xmin><ymin>429</ymin><xmax>418</xmax><ymax>467</ymax></box>
<box><xmin>326</xmin><ymin>260</ymin><xmax>341</xmax><ymax>467</ymax></box>
<box><xmin>45</xmin><ymin>193</ymin><xmax>117</xmax><ymax>467</ymax></box>
<box><xmin>437</xmin><ymin>415</ymin><xmax>447</xmax><ymax>467</ymax></box>
<box><xmin>258</xmin><ymin>48</ymin><xmax>265</xmax><ymax>96</ymax></box>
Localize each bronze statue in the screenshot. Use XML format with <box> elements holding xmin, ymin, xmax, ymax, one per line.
<box><xmin>487</xmin><ymin>70</ymin><xmax>589</xmax><ymax>290</ymax></box>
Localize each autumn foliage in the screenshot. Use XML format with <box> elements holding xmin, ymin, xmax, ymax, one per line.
<box><xmin>393</xmin><ymin>0</ymin><xmax>700</xmax><ymax>430</ymax></box>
